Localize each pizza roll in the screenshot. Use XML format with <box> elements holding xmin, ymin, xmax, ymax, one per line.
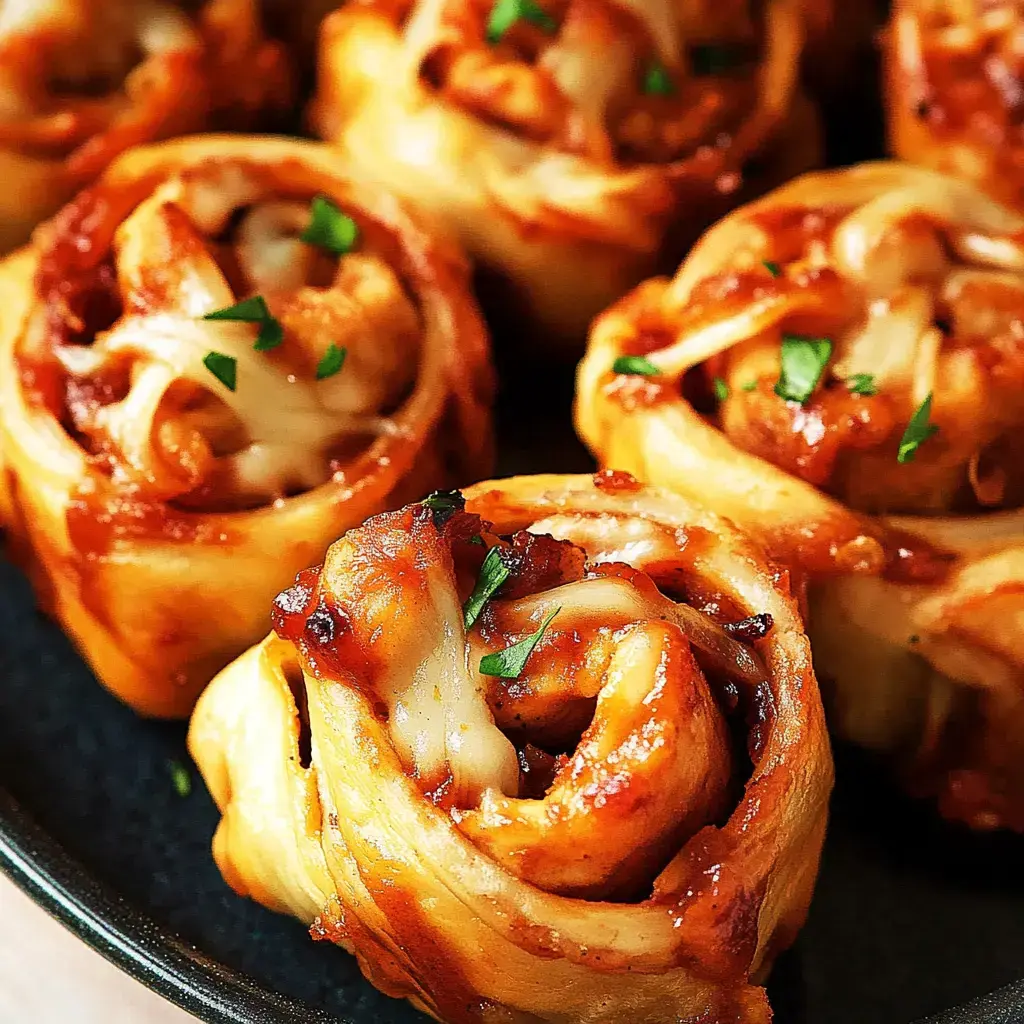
<box><xmin>189</xmin><ymin>472</ymin><xmax>832</xmax><ymax>1023</ymax></box>
<box><xmin>0</xmin><ymin>134</ymin><xmax>493</xmax><ymax>717</ymax></box>
<box><xmin>576</xmin><ymin>162</ymin><xmax>1024</xmax><ymax>829</ymax></box>
<box><xmin>0</xmin><ymin>0</ymin><xmax>291</xmax><ymax>251</ymax></box>
<box><xmin>886</xmin><ymin>0</ymin><xmax>1024</xmax><ymax>212</ymax></box>
<box><xmin>310</xmin><ymin>0</ymin><xmax>821</xmax><ymax>345</ymax></box>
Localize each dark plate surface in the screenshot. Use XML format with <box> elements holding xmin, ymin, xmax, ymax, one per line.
<box><xmin>2</xmin><ymin>365</ymin><xmax>1024</xmax><ymax>1024</ymax></box>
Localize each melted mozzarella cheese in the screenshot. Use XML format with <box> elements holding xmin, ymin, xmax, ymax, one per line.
<box><xmin>327</xmin><ymin>522</ymin><xmax>521</xmax><ymax>804</ymax></box>
<box><xmin>388</xmin><ymin>573</ymin><xmax>520</xmax><ymax>805</ymax></box>
<box><xmin>59</xmin><ymin>165</ymin><xmax>419</xmax><ymax>503</ymax></box>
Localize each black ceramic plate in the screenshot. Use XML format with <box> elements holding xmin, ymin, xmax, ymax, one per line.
<box><xmin>1</xmin><ymin>365</ymin><xmax>1024</xmax><ymax>1024</ymax></box>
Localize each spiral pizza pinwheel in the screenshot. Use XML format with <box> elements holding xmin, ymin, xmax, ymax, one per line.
<box><xmin>189</xmin><ymin>472</ymin><xmax>831</xmax><ymax>1023</ymax></box>
<box><xmin>310</xmin><ymin>0</ymin><xmax>821</xmax><ymax>345</ymax></box>
<box><xmin>577</xmin><ymin>162</ymin><xmax>1024</xmax><ymax>829</ymax></box>
<box><xmin>885</xmin><ymin>0</ymin><xmax>1024</xmax><ymax>212</ymax></box>
<box><xmin>0</xmin><ymin>134</ymin><xmax>493</xmax><ymax>718</ymax></box>
<box><xmin>0</xmin><ymin>0</ymin><xmax>291</xmax><ymax>252</ymax></box>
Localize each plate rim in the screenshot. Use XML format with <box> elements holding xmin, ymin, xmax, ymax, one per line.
<box><xmin>1</xmin><ymin>782</ymin><xmax>1022</xmax><ymax>1024</ymax></box>
<box><xmin>0</xmin><ymin>786</ymin><xmax>342</xmax><ymax>1024</ymax></box>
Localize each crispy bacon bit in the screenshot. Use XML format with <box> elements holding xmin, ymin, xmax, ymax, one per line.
<box><xmin>722</xmin><ymin>613</ymin><xmax>774</xmax><ymax>642</ymax></box>
<box><xmin>443</xmin><ymin>510</ymin><xmax>486</xmax><ymax>547</ymax></box>
<box><xmin>497</xmin><ymin>530</ymin><xmax>587</xmax><ymax>600</ymax></box>
<box><xmin>716</xmin><ymin>677</ymin><xmax>741</xmax><ymax>714</ymax></box>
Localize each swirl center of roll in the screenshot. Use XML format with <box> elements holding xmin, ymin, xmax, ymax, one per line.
<box><xmin>404</xmin><ymin>0</ymin><xmax>796</xmax><ymax>168</ymax></box>
<box><xmin>20</xmin><ymin>159</ymin><xmax>422</xmax><ymax>511</ymax></box>
<box><xmin>267</xmin><ymin>494</ymin><xmax>788</xmax><ymax>902</ymax></box>
<box><xmin>602</xmin><ymin>169</ymin><xmax>1024</xmax><ymax>514</ymax></box>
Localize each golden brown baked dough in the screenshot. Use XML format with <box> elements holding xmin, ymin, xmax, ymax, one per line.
<box><xmin>0</xmin><ymin>134</ymin><xmax>493</xmax><ymax>717</ymax></box>
<box><xmin>885</xmin><ymin>0</ymin><xmax>1024</xmax><ymax>212</ymax></box>
<box><xmin>189</xmin><ymin>472</ymin><xmax>832</xmax><ymax>1024</ymax></box>
<box><xmin>0</xmin><ymin>0</ymin><xmax>291</xmax><ymax>251</ymax></box>
<box><xmin>576</xmin><ymin>162</ymin><xmax>1024</xmax><ymax>829</ymax></box>
<box><xmin>310</xmin><ymin>0</ymin><xmax>821</xmax><ymax>345</ymax></box>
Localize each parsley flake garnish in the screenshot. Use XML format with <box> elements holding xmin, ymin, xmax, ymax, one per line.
<box><xmin>486</xmin><ymin>0</ymin><xmax>556</xmax><ymax>43</ymax></box>
<box><xmin>713</xmin><ymin>376</ymin><xmax>729</xmax><ymax>401</ymax></box>
<box><xmin>204</xmin><ymin>296</ymin><xmax>271</xmax><ymax>323</ymax></box>
<box><xmin>643</xmin><ymin>59</ymin><xmax>675</xmax><ymax>96</ymax></box>
<box><xmin>253</xmin><ymin>319</ymin><xmax>283</xmax><ymax>351</ymax></box>
<box><xmin>741</xmin><ymin>380</ymin><xmax>757</xmax><ymax>391</ymax></box>
<box><xmin>168</xmin><ymin>760</ymin><xmax>191</xmax><ymax>798</ymax></box>
<box><xmin>204</xmin><ymin>296</ymin><xmax>283</xmax><ymax>352</ymax></box>
<box><xmin>612</xmin><ymin>355</ymin><xmax>660</xmax><ymax>376</ymax></box>
<box><xmin>422</xmin><ymin>489</ymin><xmax>465</xmax><ymax>528</ymax></box>
<box><xmin>315</xmin><ymin>343</ymin><xmax>347</xmax><ymax>380</ymax></box>
<box><xmin>847</xmin><ymin>373</ymin><xmax>877</xmax><ymax>397</ymax></box>
<box><xmin>203</xmin><ymin>351</ymin><xmax>237</xmax><ymax>392</ymax></box>
<box><xmin>774</xmin><ymin>335</ymin><xmax>833</xmax><ymax>404</ymax></box>
<box><xmin>300</xmin><ymin>196</ymin><xmax>359</xmax><ymax>256</ymax></box>
<box><xmin>763</xmin><ymin>261</ymin><xmax>781</xmax><ymax>277</ymax></box>
<box><xmin>898</xmin><ymin>393</ymin><xmax>939</xmax><ymax>464</ymax></box>
<box><xmin>480</xmin><ymin>607</ymin><xmax>560</xmax><ymax>679</ymax></box>
<box><xmin>463</xmin><ymin>547</ymin><xmax>511</xmax><ymax>631</ymax></box>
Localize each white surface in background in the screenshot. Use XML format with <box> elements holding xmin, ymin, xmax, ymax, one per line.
<box><xmin>0</xmin><ymin>872</ymin><xmax>197</xmax><ymax>1023</ymax></box>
